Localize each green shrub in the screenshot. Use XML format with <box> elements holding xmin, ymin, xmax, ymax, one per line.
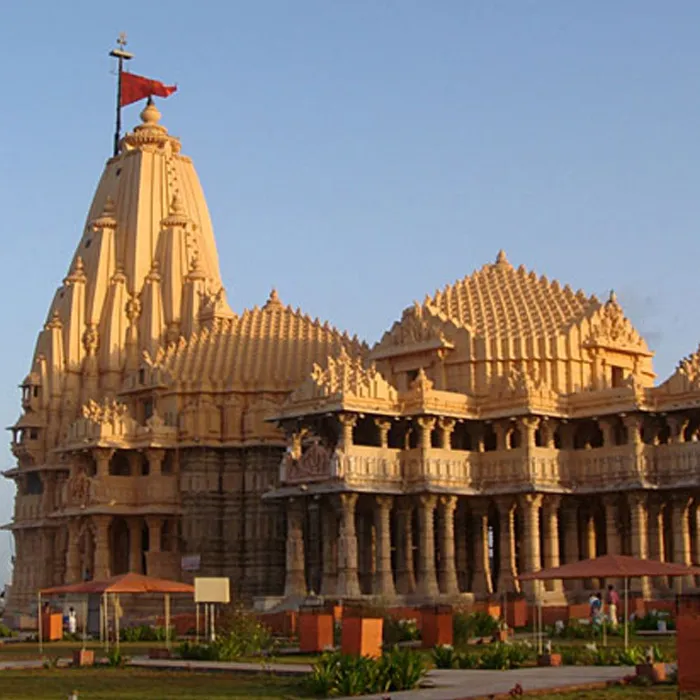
<box><xmin>634</xmin><ymin>611</ymin><xmax>675</xmax><ymax>632</ymax></box>
<box><xmin>304</xmin><ymin>648</ymin><xmax>428</xmax><ymax>697</ymax></box>
<box><xmin>120</xmin><ymin>624</ymin><xmax>171</xmax><ymax>643</ymax></box>
<box><xmin>383</xmin><ymin>617</ymin><xmax>420</xmax><ymax>645</ymax></box>
<box><xmin>478</xmin><ymin>642</ymin><xmax>535</xmax><ymax>670</ymax></box>
<box><xmin>0</xmin><ymin>623</ymin><xmax>15</xmax><ymax>638</ymax></box>
<box><xmin>432</xmin><ymin>644</ymin><xmax>457</xmax><ymax>669</ymax></box>
<box><xmin>453</xmin><ymin>611</ymin><xmax>499</xmax><ymax>645</ymax></box>
<box><xmin>106</xmin><ymin>648</ymin><xmax>129</xmax><ymax>667</ymax></box>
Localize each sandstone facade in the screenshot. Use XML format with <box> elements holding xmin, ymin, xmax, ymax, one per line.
<box><xmin>5</xmin><ymin>102</ymin><xmax>700</xmax><ymax>614</ymax></box>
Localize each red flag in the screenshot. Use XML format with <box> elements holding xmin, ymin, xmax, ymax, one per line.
<box><xmin>120</xmin><ymin>72</ymin><xmax>177</xmax><ymax>107</ymax></box>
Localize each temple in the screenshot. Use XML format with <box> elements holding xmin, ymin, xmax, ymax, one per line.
<box><xmin>5</xmin><ymin>98</ymin><xmax>700</xmax><ymax>617</ymax></box>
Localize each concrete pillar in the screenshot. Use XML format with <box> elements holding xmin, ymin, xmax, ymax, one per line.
<box><xmin>471</xmin><ymin>500</ymin><xmax>493</xmax><ymax>597</ymax></box>
<box><xmin>373</xmin><ymin>496</ymin><xmax>396</xmax><ymax>597</ymax></box>
<box><xmin>438</xmin><ymin>495</ymin><xmax>459</xmax><ymax>595</ymax></box>
<box><xmin>416</xmin><ymin>494</ymin><xmax>439</xmax><ymax>597</ymax></box>
<box><xmin>395</xmin><ymin>500</ymin><xmax>416</xmax><ymax>595</ymax></box>
<box><xmin>336</xmin><ymin>492</ymin><xmax>361</xmax><ymax>598</ymax></box>
<box><xmin>495</xmin><ymin>496</ymin><xmax>518</xmax><ymax>594</ymax></box>
<box><xmin>628</xmin><ymin>492</ymin><xmax>651</xmax><ymax>597</ymax></box>
<box><xmin>542</xmin><ymin>495</ymin><xmax>563</xmax><ymax>594</ymax></box>
<box><xmin>284</xmin><ymin>499</ymin><xmax>306</xmax><ymax>598</ymax></box>
<box><xmin>520</xmin><ymin>493</ymin><xmax>543</xmax><ymax>599</ymax></box>
<box><xmin>92</xmin><ymin>515</ymin><xmax>112</xmax><ymax>580</ymax></box>
<box><xmin>128</xmin><ymin>518</ymin><xmax>143</xmax><ymax>574</ymax></box>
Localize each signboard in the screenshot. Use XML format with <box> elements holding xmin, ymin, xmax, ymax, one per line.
<box><xmin>194</xmin><ymin>577</ymin><xmax>230</xmax><ymax>604</ymax></box>
<box><xmin>181</xmin><ymin>555</ymin><xmax>201</xmax><ymax>572</ymax></box>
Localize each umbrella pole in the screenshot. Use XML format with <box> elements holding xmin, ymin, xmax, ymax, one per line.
<box><xmin>115</xmin><ymin>594</ymin><xmax>120</xmax><ymax>651</ymax></box>
<box><xmin>195</xmin><ymin>603</ymin><xmax>199</xmax><ymax>643</ymax></box>
<box><xmin>624</xmin><ymin>577</ymin><xmax>629</xmax><ymax>650</ymax></box>
<box><xmin>82</xmin><ymin>597</ymin><xmax>87</xmax><ymax>651</ymax></box>
<box><xmin>38</xmin><ymin>593</ymin><xmax>43</xmax><ymax>655</ymax></box>
<box><xmin>165</xmin><ymin>593</ymin><xmax>171</xmax><ymax>649</ymax></box>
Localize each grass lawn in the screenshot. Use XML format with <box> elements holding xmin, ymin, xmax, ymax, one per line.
<box><xmin>0</xmin><ymin>668</ymin><xmax>307</xmax><ymax>700</ymax></box>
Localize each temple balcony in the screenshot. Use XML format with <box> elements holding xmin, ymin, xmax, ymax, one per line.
<box><xmin>401</xmin><ymin>447</ymin><xmax>473</xmax><ymax>490</ymax></box>
<box><xmin>14</xmin><ymin>494</ymin><xmax>42</xmax><ymax>522</ymax></box>
<box><xmin>648</xmin><ymin>440</ymin><xmax>700</xmax><ymax>488</ymax></box>
<box><xmin>337</xmin><ymin>444</ymin><xmax>402</xmax><ymax>488</ymax></box>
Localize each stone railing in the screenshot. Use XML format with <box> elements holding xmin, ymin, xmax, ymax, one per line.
<box><xmin>420</xmin><ymin>448</ymin><xmax>472</xmax><ymax>488</ymax></box>
<box><xmin>61</xmin><ymin>473</ymin><xmax>180</xmax><ymax>510</ymax></box>
<box><xmin>474</xmin><ymin>449</ymin><xmax>530</xmax><ymax>491</ymax></box>
<box><xmin>649</xmin><ymin>441</ymin><xmax>700</xmax><ymax>487</ymax></box>
<box><xmin>340</xmin><ymin>445</ymin><xmax>402</xmax><ymax>486</ymax></box>
<box><xmin>14</xmin><ymin>494</ymin><xmax>42</xmax><ymax>522</ymax></box>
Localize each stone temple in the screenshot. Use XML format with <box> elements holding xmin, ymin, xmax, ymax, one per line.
<box><xmin>5</xmin><ymin>99</ymin><xmax>700</xmax><ymax>617</ymax></box>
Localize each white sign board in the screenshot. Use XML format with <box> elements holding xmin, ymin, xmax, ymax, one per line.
<box><xmin>194</xmin><ymin>577</ymin><xmax>230</xmax><ymax>604</ymax></box>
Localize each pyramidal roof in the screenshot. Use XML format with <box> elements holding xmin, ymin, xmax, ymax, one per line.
<box><xmin>29</xmin><ymin>100</ymin><xmax>234</xmax><ymax>412</ymax></box>
<box><xmin>425</xmin><ymin>250</ymin><xmax>600</xmax><ymax>339</ymax></box>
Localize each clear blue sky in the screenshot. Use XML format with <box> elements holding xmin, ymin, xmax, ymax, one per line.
<box><xmin>1</xmin><ymin>1</ymin><xmax>699</xmax><ymax>587</ymax></box>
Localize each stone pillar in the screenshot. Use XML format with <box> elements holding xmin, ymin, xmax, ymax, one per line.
<box><xmin>694</xmin><ymin>501</ymin><xmax>700</xmax><ymax>587</ymax></box>
<box><xmin>471</xmin><ymin>500</ymin><xmax>493</xmax><ymax>597</ymax></box>
<box><xmin>671</xmin><ymin>494</ymin><xmax>695</xmax><ymax>590</ymax></box>
<box><xmin>416</xmin><ymin>494</ymin><xmax>439</xmax><ymax>597</ymax></box>
<box><xmin>416</xmin><ymin>417</ymin><xmax>436</xmax><ymax>449</ymax></box>
<box><xmin>438</xmin><ymin>495</ymin><xmax>459</xmax><ymax>595</ymax></box>
<box><xmin>542</xmin><ymin>495</ymin><xmax>563</xmax><ymax>594</ymax></box>
<box><xmin>320</xmin><ymin>501</ymin><xmax>338</xmax><ymax>596</ymax></box>
<box><xmin>146</xmin><ymin>448</ymin><xmax>165</xmax><ymax>476</ymax></box>
<box><xmin>455</xmin><ymin>505</ymin><xmax>468</xmax><ymax>592</ymax></box>
<box><xmin>648</xmin><ymin>498</ymin><xmax>669</xmax><ymax>591</ymax></box>
<box><xmin>373</xmin><ymin>496</ymin><xmax>395</xmax><ymax>597</ymax></box>
<box><xmin>374</xmin><ymin>419</ymin><xmax>391</xmax><ymax>449</ymax></box>
<box><xmin>336</xmin><ymin>493</ymin><xmax>361</xmax><ymax>598</ymax></box>
<box><xmin>146</xmin><ymin>516</ymin><xmax>162</xmax><ymax>553</ymax></box>
<box><xmin>520</xmin><ymin>494</ymin><xmax>543</xmax><ymax>599</ymax></box>
<box><xmin>338</xmin><ymin>414</ymin><xmax>357</xmax><ymax>450</ymax></box>
<box><xmin>307</xmin><ymin>499</ymin><xmax>322</xmax><ymax>593</ymax></box>
<box><xmin>92</xmin><ymin>515</ymin><xmax>112</xmax><ymax>580</ymax></box>
<box><xmin>495</xmin><ymin>497</ymin><xmax>519</xmax><ymax>594</ymax></box>
<box><xmin>93</xmin><ymin>448</ymin><xmax>113</xmax><ymax>478</ymax></box>
<box><xmin>65</xmin><ymin>520</ymin><xmax>81</xmax><ymax>583</ymax></box>
<box><xmin>667</xmin><ymin>415</ymin><xmax>689</xmax><ymax>444</ymax></box>
<box><xmin>520</xmin><ymin>416</ymin><xmax>539</xmax><ymax>449</ymax></box>
<box><xmin>128</xmin><ymin>518</ymin><xmax>143</xmax><ymax>574</ymax></box>
<box><xmin>561</xmin><ymin>500</ymin><xmax>581</xmax><ymax>592</ymax></box>
<box><xmin>602</xmin><ymin>495</ymin><xmax>621</xmax><ymax>555</ymax></box>
<box><xmin>628</xmin><ymin>492</ymin><xmax>651</xmax><ymax>597</ymax></box>
<box><xmin>395</xmin><ymin>500</ymin><xmax>416</xmax><ymax>595</ymax></box>
<box><xmin>284</xmin><ymin>499</ymin><xmax>306</xmax><ymax>598</ymax></box>
<box><xmin>438</xmin><ymin>418</ymin><xmax>456</xmax><ymax>450</ymax></box>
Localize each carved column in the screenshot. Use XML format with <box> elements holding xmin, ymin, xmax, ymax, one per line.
<box><xmin>338</xmin><ymin>414</ymin><xmax>357</xmax><ymax>450</ymax></box>
<box><xmin>128</xmin><ymin>518</ymin><xmax>143</xmax><ymax>574</ymax></box>
<box><xmin>648</xmin><ymin>498</ymin><xmax>669</xmax><ymax>591</ymax></box>
<box><xmin>471</xmin><ymin>499</ymin><xmax>493</xmax><ymax>597</ymax></box>
<box><xmin>146</xmin><ymin>448</ymin><xmax>165</xmax><ymax>476</ymax></box>
<box><xmin>542</xmin><ymin>495</ymin><xmax>563</xmax><ymax>594</ymax></box>
<box><xmin>495</xmin><ymin>496</ymin><xmax>519</xmax><ymax>594</ymax></box>
<box><xmin>520</xmin><ymin>493</ymin><xmax>543</xmax><ymax>599</ymax></box>
<box><xmin>374</xmin><ymin>419</ymin><xmax>391</xmax><ymax>449</ymax></box>
<box><xmin>438</xmin><ymin>418</ymin><xmax>456</xmax><ymax>450</ymax></box>
<box><xmin>65</xmin><ymin>520</ymin><xmax>81</xmax><ymax>583</ymax></box>
<box><xmin>93</xmin><ymin>448</ymin><xmax>113</xmax><ymax>479</ymax></box>
<box><xmin>307</xmin><ymin>499</ymin><xmax>322</xmax><ymax>593</ymax></box>
<box><xmin>146</xmin><ymin>516</ymin><xmax>162</xmax><ymax>553</ymax></box>
<box><xmin>602</xmin><ymin>495</ymin><xmax>621</xmax><ymax>555</ymax></box>
<box><xmin>320</xmin><ymin>500</ymin><xmax>338</xmax><ymax>596</ymax></box>
<box><xmin>416</xmin><ymin>417</ymin><xmax>436</xmax><ymax>449</ymax></box>
<box><xmin>694</xmin><ymin>500</ymin><xmax>700</xmax><ymax>587</ymax></box>
<box><xmin>438</xmin><ymin>495</ymin><xmax>459</xmax><ymax>595</ymax></box>
<box><xmin>520</xmin><ymin>416</ymin><xmax>539</xmax><ymax>449</ymax></box>
<box><xmin>416</xmin><ymin>494</ymin><xmax>439</xmax><ymax>597</ymax></box>
<box><xmin>455</xmin><ymin>504</ymin><xmax>468</xmax><ymax>592</ymax></box>
<box><xmin>667</xmin><ymin>415</ymin><xmax>689</xmax><ymax>444</ymax></box>
<box><xmin>284</xmin><ymin>499</ymin><xmax>306</xmax><ymax>597</ymax></box>
<box><xmin>92</xmin><ymin>514</ymin><xmax>112</xmax><ymax>580</ymax></box>
<box><xmin>395</xmin><ymin>500</ymin><xmax>416</xmax><ymax>595</ymax></box>
<box><xmin>373</xmin><ymin>496</ymin><xmax>395</xmax><ymax>597</ymax></box>
<box><xmin>672</xmin><ymin>494</ymin><xmax>695</xmax><ymax>590</ymax></box>
<box><xmin>628</xmin><ymin>492</ymin><xmax>651</xmax><ymax>597</ymax></box>
<box><xmin>336</xmin><ymin>493</ymin><xmax>361</xmax><ymax>598</ymax></box>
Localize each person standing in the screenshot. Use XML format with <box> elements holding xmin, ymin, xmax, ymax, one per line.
<box><xmin>606</xmin><ymin>584</ymin><xmax>620</xmax><ymax>627</ymax></box>
<box><xmin>67</xmin><ymin>607</ymin><xmax>77</xmax><ymax>635</ymax></box>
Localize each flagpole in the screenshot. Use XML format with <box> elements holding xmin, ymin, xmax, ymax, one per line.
<box><xmin>109</xmin><ymin>33</ymin><xmax>133</xmax><ymax>157</ymax></box>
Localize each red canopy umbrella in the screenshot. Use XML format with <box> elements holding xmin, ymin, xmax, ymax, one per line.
<box><xmin>39</xmin><ymin>573</ymin><xmax>194</xmax><ymax>651</ymax></box>
<box><xmin>519</xmin><ymin>554</ymin><xmax>700</xmax><ymax>648</ymax></box>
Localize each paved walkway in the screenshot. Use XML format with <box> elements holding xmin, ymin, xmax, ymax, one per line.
<box><xmin>1</xmin><ymin>655</ymin><xmax>633</xmax><ymax>699</ymax></box>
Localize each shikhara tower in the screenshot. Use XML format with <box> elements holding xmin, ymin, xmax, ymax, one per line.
<box><xmin>6</xmin><ymin>74</ymin><xmax>700</xmax><ymax>621</ymax></box>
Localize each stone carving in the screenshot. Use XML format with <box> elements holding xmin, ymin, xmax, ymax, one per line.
<box><xmin>380</xmin><ymin>302</ymin><xmax>447</xmax><ymax>347</ymax></box>
<box><xmin>81</xmin><ymin>399</ymin><xmax>129</xmax><ymax>424</ymax></box>
<box><xmin>82</xmin><ymin>324</ymin><xmax>99</xmax><ymax>356</ymax></box>
<box><xmin>586</xmin><ymin>292</ymin><xmax>647</xmax><ymax>352</ymax></box>
<box><xmin>488</xmin><ymin>366</ymin><xmax>557</xmax><ymax>400</ymax></box>
<box><xmin>64</xmin><ymin>467</ymin><xmax>94</xmax><ymax>509</ymax></box>
<box><xmin>285</xmin><ymin>441</ymin><xmax>331</xmax><ymax>483</ymax></box>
